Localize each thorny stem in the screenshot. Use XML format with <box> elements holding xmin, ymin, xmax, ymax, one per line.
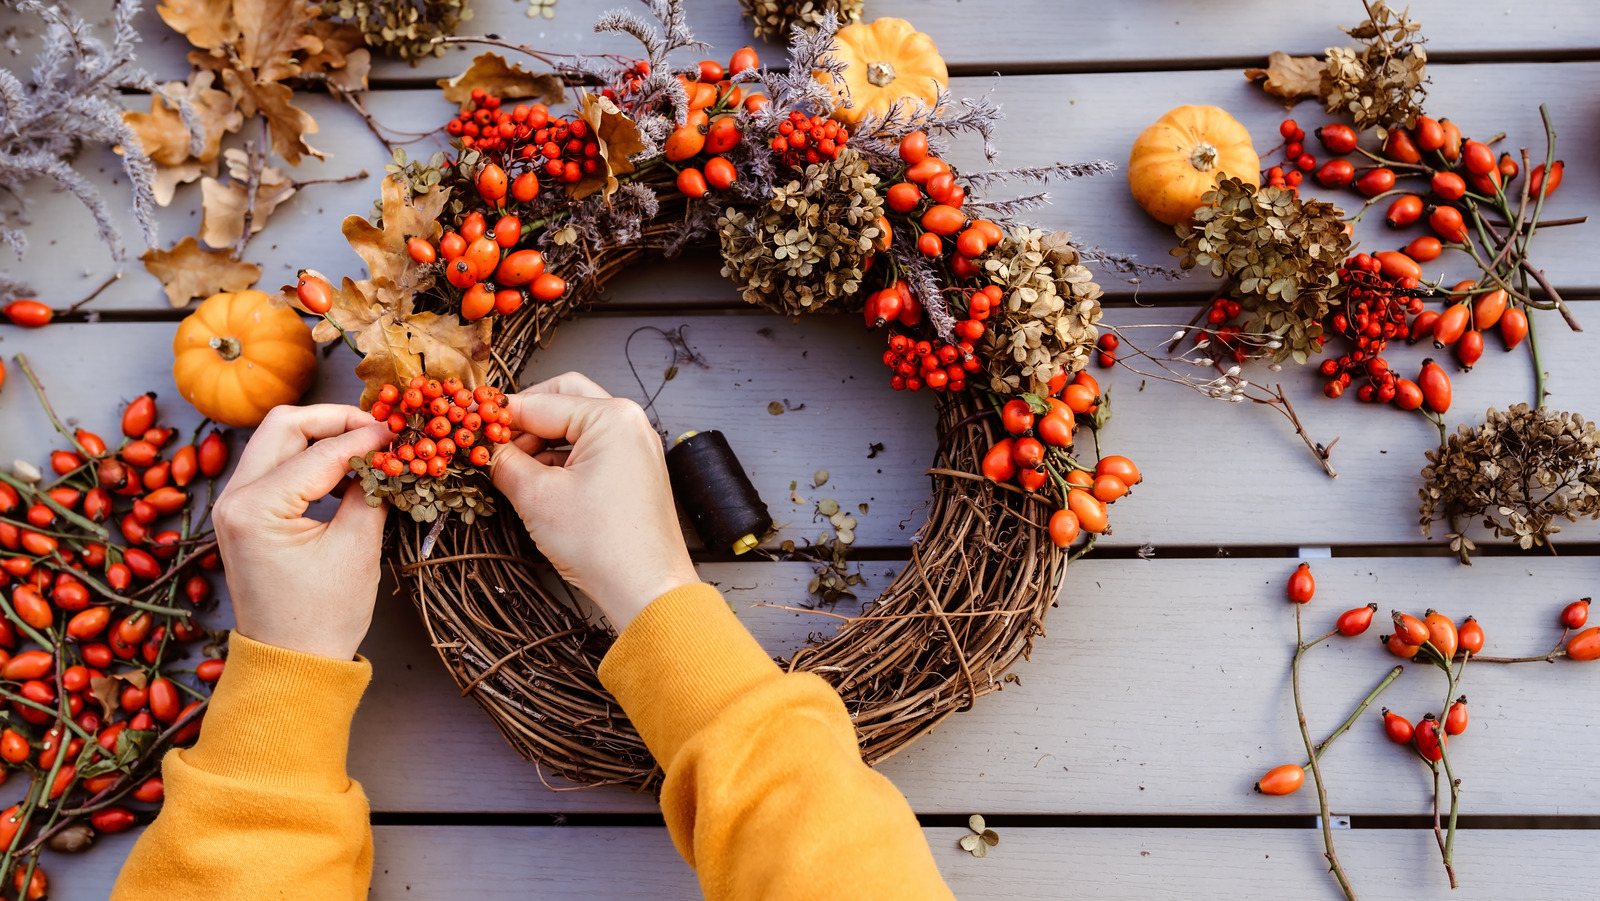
<box><xmin>1438</xmin><ymin>740</ymin><xmax>1461</xmax><ymax>888</ymax></box>
<box><xmin>1293</xmin><ymin>604</ymin><xmax>1358</xmax><ymax>901</ymax></box>
<box><xmin>1261</xmin><ymin>384</ymin><xmax>1338</xmax><ymax>479</ymax></box>
<box><xmin>1471</xmin><ymin>629</ymin><xmax>1569</xmax><ymax>664</ymax></box>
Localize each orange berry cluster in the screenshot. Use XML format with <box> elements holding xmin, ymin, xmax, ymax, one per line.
<box><xmin>870</xmin><ymin>284</ymin><xmax>995</xmax><ymax>392</ymax></box>
<box><xmin>368</xmin><ymin>377</ymin><xmax>514</xmax><ymax>477</ymax></box>
<box><xmin>446</xmin><ymin>93</ymin><xmax>599</xmax><ymax>186</ymax></box>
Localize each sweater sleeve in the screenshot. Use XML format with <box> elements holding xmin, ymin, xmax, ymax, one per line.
<box><xmin>599</xmin><ymin>584</ymin><xmax>955</xmax><ymax>901</ymax></box>
<box><xmin>111</xmin><ymin>632</ymin><xmax>374</xmax><ymax>901</ymax></box>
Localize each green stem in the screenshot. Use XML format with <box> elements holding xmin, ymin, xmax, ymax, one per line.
<box><xmin>1303</xmin><ymin>665</ymin><xmax>1404</xmax><ymax>769</ymax></box>
<box><xmin>0</xmin><ymin>470</ymin><xmax>108</xmax><ymax>540</ymax></box>
<box><xmin>1292</xmin><ymin>604</ymin><xmax>1359</xmax><ymax>901</ymax></box>
<box><xmin>1438</xmin><ymin>739</ymin><xmax>1461</xmax><ymax>888</ymax></box>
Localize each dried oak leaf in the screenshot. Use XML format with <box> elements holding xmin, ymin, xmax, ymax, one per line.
<box><xmin>438</xmin><ymin>52</ymin><xmax>564</xmax><ymax>110</ymax></box>
<box><xmin>142</xmin><ymin>236</ymin><xmax>263</xmax><ymax>307</ymax></box>
<box><xmin>120</xmin><ymin>71</ymin><xmax>243</xmax><ymax>204</ymax></box>
<box><xmin>341</xmin><ymin>291</ymin><xmax>492</xmax><ymax>407</ymax></box>
<box><xmin>89</xmin><ymin>671</ymin><xmax>147</xmax><ymax>716</ymax></box>
<box><xmin>199</xmin><ymin>154</ymin><xmax>298</xmax><ymax>248</ymax></box>
<box><xmin>1245</xmin><ymin>51</ymin><xmax>1326</xmax><ymax>104</ymax></box>
<box><xmin>342</xmin><ymin>174</ymin><xmax>450</xmax><ymax>290</ymax></box>
<box><xmin>571</xmin><ymin>91</ymin><xmax>648</xmax><ymax>200</ymax></box>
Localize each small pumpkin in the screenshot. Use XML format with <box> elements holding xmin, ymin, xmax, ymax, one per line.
<box><xmin>823</xmin><ymin>18</ymin><xmax>948</xmax><ymax>126</ymax></box>
<box><xmin>1128</xmin><ymin>105</ymin><xmax>1260</xmax><ymax>226</ymax></box>
<box><xmin>173</xmin><ymin>290</ymin><xmax>317</xmax><ymax>427</ymax></box>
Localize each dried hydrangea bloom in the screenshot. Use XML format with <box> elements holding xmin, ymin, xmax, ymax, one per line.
<box><xmin>1419</xmin><ymin>404</ymin><xmax>1600</xmax><ymax>560</ymax></box>
<box><xmin>1319</xmin><ymin>0</ymin><xmax>1428</xmax><ymax>131</ymax></box>
<box><xmin>738</xmin><ymin>0</ymin><xmax>862</xmax><ymax>43</ymax></box>
<box><xmin>717</xmin><ymin>147</ymin><xmax>884</xmax><ymax>316</ymax></box>
<box><xmin>978</xmin><ymin>227</ymin><xmax>1103</xmax><ymax>396</ymax></box>
<box><xmin>1173</xmin><ymin>176</ymin><xmax>1349</xmax><ymax>364</ymax></box>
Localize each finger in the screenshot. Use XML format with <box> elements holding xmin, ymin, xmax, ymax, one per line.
<box><xmin>329</xmin><ymin>474</ymin><xmax>389</xmax><ymax>547</ymax></box>
<box><xmin>532</xmin><ymin>448</ymin><xmax>571</xmax><ymax>467</ymax></box>
<box><xmin>232</xmin><ymin>405</ymin><xmax>379</xmax><ymax>485</ymax></box>
<box><xmin>511</xmin><ymin>432</ymin><xmax>547</xmax><ymax>456</ymax></box>
<box><xmin>519</xmin><ymin>371</ymin><xmax>612</xmax><ymax>399</ymax></box>
<box><xmin>502</xmin><ymin>391</ymin><xmax>622</xmax><ymax>444</ymax></box>
<box><xmin>250</xmin><ymin>422</ymin><xmax>394</xmax><ymax>518</ymax></box>
<box><xmin>488</xmin><ymin>441</ymin><xmax>567</xmax><ymax>513</ymax></box>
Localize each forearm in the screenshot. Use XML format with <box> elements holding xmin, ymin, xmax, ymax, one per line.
<box><xmin>601</xmin><ymin>585</ymin><xmax>954</xmax><ymax>901</ymax></box>
<box><xmin>112</xmin><ymin>633</ymin><xmax>374</xmax><ymax>901</ymax></box>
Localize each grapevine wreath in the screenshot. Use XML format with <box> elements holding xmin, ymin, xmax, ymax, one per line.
<box><xmin>286</xmin><ymin>4</ymin><xmax>1143</xmax><ymax>787</ymax></box>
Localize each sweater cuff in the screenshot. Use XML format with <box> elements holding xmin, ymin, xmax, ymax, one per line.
<box><xmin>599</xmin><ymin>583</ymin><xmax>780</xmax><ymax>768</ymax></box>
<box><xmin>180</xmin><ymin>631</ymin><xmax>371</xmax><ymax>793</ymax></box>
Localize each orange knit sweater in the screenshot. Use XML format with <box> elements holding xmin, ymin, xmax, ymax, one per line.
<box><xmin>112</xmin><ymin>584</ymin><xmax>954</xmax><ymax>900</ymax></box>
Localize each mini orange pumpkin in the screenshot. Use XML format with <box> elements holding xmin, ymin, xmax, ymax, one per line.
<box><xmin>173</xmin><ymin>290</ymin><xmax>316</xmax><ymax>427</ymax></box>
<box><xmin>1128</xmin><ymin>105</ymin><xmax>1260</xmax><ymax>226</ymax></box>
<box><xmin>824</xmin><ymin>18</ymin><xmax>948</xmax><ymax>126</ymax></box>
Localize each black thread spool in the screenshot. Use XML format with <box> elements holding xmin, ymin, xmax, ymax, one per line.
<box><xmin>666</xmin><ymin>430</ymin><xmax>772</xmax><ymax>555</ymax></box>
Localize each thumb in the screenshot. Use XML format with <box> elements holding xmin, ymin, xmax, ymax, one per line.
<box><xmin>329</xmin><ymin>476</ymin><xmax>389</xmax><ymax>550</ymax></box>
<box><xmin>489</xmin><ymin>441</ymin><xmax>567</xmax><ymax>519</ymax></box>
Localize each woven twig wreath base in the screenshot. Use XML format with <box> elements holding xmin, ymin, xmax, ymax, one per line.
<box><xmin>393</xmin><ymin>366</ymin><xmax>1067</xmax><ymax>789</ymax></box>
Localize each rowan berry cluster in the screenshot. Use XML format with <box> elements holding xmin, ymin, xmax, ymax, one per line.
<box><xmin>447</xmin><ymin>93</ymin><xmax>603</xmax><ymax>187</ymax></box>
<box><xmin>872</xmin><ymin>284</ymin><xmax>996</xmax><ymax>392</ymax></box>
<box><xmin>367</xmin><ymin>377</ymin><xmax>515</xmax><ymax>477</ymax></box>
<box><xmin>770</xmin><ymin>111</ymin><xmax>849</xmax><ymax>169</ymax></box>
<box><xmin>1319</xmin><ymin>253</ymin><xmax>1424</xmax><ymax>402</ymax></box>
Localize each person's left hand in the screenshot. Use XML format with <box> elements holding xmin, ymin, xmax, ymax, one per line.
<box><xmin>211</xmin><ymin>405</ymin><xmax>393</xmax><ymax>660</ymax></box>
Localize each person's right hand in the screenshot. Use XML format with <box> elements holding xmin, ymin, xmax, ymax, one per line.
<box><xmin>489</xmin><ymin>373</ymin><xmax>699</xmax><ymax>632</ymax></box>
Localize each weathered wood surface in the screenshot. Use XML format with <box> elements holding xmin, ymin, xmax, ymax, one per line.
<box><xmin>13</xmin><ymin>62</ymin><xmax>1599</xmax><ymax>310</ymax></box>
<box><xmin>46</xmin><ymin>826</ymin><xmax>1600</xmax><ymax>900</ymax></box>
<box><xmin>79</xmin><ymin>0</ymin><xmax>1600</xmax><ymax>84</ymax></box>
<box><xmin>349</xmin><ymin>556</ymin><xmax>1600</xmax><ymax>816</ymax></box>
<box><xmin>6</xmin><ymin>307</ymin><xmax>1600</xmax><ymax>555</ymax></box>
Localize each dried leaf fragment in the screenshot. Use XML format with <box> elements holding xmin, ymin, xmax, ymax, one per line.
<box><xmin>141</xmin><ymin>236</ymin><xmax>262</xmax><ymax>307</ymax></box>
<box><xmin>438</xmin><ymin>52</ymin><xmax>564</xmax><ymax>109</ymax></box>
<box><xmin>1245</xmin><ymin>51</ymin><xmax>1326</xmax><ymax>104</ymax></box>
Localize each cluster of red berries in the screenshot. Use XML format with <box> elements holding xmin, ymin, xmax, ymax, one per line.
<box><xmin>600</xmin><ymin>58</ymin><xmax>652</xmax><ymax>104</ymax></box>
<box><xmin>410</xmin><ymin>207</ymin><xmax>566</xmax><ymax>321</ymax></box>
<box><xmin>368</xmin><ymin>377</ymin><xmax>515</xmax><ymax>476</ymax></box>
<box><xmin>880</xmin><ymin>333</ymin><xmax>981</xmax><ymax>393</ymax></box>
<box><xmin>1319</xmin><ymin>253</ymin><xmax>1425</xmax><ymax>401</ymax></box>
<box><xmin>447</xmin><ymin>94</ymin><xmax>602</xmax><ymax>188</ymax></box>
<box><xmin>771</xmin><ymin>110</ymin><xmax>849</xmax><ymax>169</ymax></box>
<box><xmin>1196</xmin><ymin>297</ymin><xmax>1252</xmax><ymax>363</ymax></box>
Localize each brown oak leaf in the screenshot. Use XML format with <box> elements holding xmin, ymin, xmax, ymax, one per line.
<box><xmin>1245</xmin><ymin>51</ymin><xmax>1326</xmax><ymax>105</ymax></box>
<box><xmin>153</xmin><ymin>160</ymin><xmax>207</xmax><ymax>207</ymax></box>
<box><xmin>571</xmin><ymin>91</ymin><xmax>648</xmax><ymax>201</ymax></box>
<box><xmin>142</xmin><ymin>236</ymin><xmax>263</xmax><ymax>307</ymax></box>
<box><xmin>438</xmin><ymin>52</ymin><xmax>564</xmax><ymax>110</ymax></box>
<box><xmin>120</xmin><ymin>71</ymin><xmax>243</xmax><ymax>205</ymax></box>
<box><xmin>338</xmin><ymin>292</ymin><xmax>492</xmax><ymax>407</ymax></box>
<box><xmin>199</xmin><ymin>151</ymin><xmax>298</xmax><ymax>248</ymax></box>
<box><xmin>90</xmin><ymin>671</ymin><xmax>148</xmax><ymax>717</ymax></box>
<box><xmin>342</xmin><ymin>174</ymin><xmax>449</xmax><ymax>291</ymax></box>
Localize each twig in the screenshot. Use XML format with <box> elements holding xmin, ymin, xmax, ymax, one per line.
<box><xmin>1306</xmin><ymin>665</ymin><xmax>1403</xmax><ymax>764</ymax></box>
<box><xmin>1261</xmin><ymin>384</ymin><xmax>1338</xmax><ymax>479</ymax></box>
<box><xmin>61</xmin><ymin>271</ymin><xmax>122</xmax><ymax>314</ymax></box>
<box><xmin>234</xmin><ymin>119</ymin><xmax>267</xmax><ymax>258</ymax></box>
<box><xmin>1293</xmin><ymin>605</ymin><xmax>1358</xmax><ymax>901</ymax></box>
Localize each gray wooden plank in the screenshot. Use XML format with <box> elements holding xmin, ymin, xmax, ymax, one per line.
<box><xmin>350</xmin><ymin>556</ymin><xmax>1600</xmax><ymax>817</ymax></box>
<box><xmin>40</xmin><ymin>825</ymin><xmax>1600</xmax><ymax>901</ymax></box>
<box><xmin>12</xmin><ymin>61</ymin><xmax>1599</xmax><ymax>309</ymax></box>
<box><xmin>45</xmin><ymin>0</ymin><xmax>1597</xmax><ymax>83</ymax></box>
<box><xmin>10</xmin><ymin>298</ymin><xmax>1600</xmax><ymax>555</ymax></box>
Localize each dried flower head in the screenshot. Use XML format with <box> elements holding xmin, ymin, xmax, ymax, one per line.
<box><xmin>1173</xmin><ymin>176</ymin><xmax>1349</xmax><ymax>364</ymax></box>
<box><xmin>351</xmin><ymin>453</ymin><xmax>496</xmax><ymax>523</ymax></box>
<box><xmin>978</xmin><ymin>228</ymin><xmax>1103</xmax><ymax>397</ymax></box>
<box><xmin>738</xmin><ymin>0</ymin><xmax>862</xmax><ymax>43</ymax></box>
<box><xmin>1320</xmin><ymin>0</ymin><xmax>1428</xmax><ymax>131</ymax></box>
<box><xmin>1420</xmin><ymin>404</ymin><xmax>1600</xmax><ymax>561</ymax></box>
<box><xmin>327</xmin><ymin>0</ymin><xmax>467</xmax><ymax>62</ymax></box>
<box><xmin>716</xmin><ymin>147</ymin><xmax>884</xmax><ymax>316</ymax></box>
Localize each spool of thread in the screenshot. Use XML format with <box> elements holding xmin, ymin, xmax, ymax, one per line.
<box><xmin>666</xmin><ymin>430</ymin><xmax>772</xmax><ymax>555</ymax></box>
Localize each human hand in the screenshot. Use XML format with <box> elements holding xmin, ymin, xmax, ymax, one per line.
<box><xmin>490</xmin><ymin>373</ymin><xmax>698</xmax><ymax>632</ymax></box>
<box><xmin>212</xmin><ymin>405</ymin><xmax>394</xmax><ymax>660</ymax></box>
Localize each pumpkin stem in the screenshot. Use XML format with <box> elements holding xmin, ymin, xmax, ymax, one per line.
<box><xmin>867</xmin><ymin>61</ymin><xmax>897</xmax><ymax>87</ymax></box>
<box><xmin>1189</xmin><ymin>141</ymin><xmax>1220</xmax><ymax>172</ymax></box>
<box><xmin>209</xmin><ymin>336</ymin><xmax>242</xmax><ymax>362</ymax></box>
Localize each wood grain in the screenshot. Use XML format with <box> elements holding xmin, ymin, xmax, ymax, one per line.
<box><xmin>348</xmin><ymin>556</ymin><xmax>1600</xmax><ymax>817</ymax></box>
<box><xmin>41</xmin><ymin>0</ymin><xmax>1594</xmax><ymax>83</ymax></box>
<box><xmin>46</xmin><ymin>825</ymin><xmax>1600</xmax><ymax>900</ymax></box>
<box><xmin>12</xmin><ymin>62</ymin><xmax>1598</xmax><ymax>310</ymax></box>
